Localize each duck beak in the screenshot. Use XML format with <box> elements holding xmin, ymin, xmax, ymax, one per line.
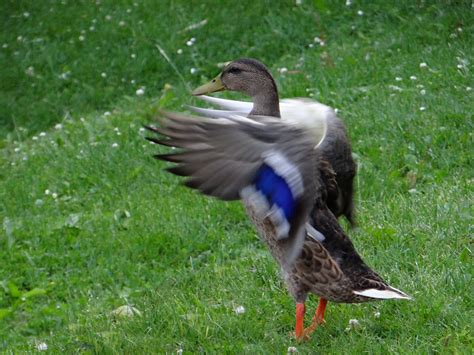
<box><xmin>192</xmin><ymin>74</ymin><xmax>225</xmax><ymax>96</ymax></box>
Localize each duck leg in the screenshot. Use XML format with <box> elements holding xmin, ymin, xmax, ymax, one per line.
<box><xmin>303</xmin><ymin>298</ymin><xmax>327</xmax><ymax>337</ymax></box>
<box><xmin>295</xmin><ymin>303</ymin><xmax>306</xmax><ymax>341</ymax></box>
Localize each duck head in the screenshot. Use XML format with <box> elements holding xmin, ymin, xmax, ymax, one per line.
<box><xmin>192</xmin><ymin>58</ymin><xmax>281</xmax><ymax>117</ymax></box>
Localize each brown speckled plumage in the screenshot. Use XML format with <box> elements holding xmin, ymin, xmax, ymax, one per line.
<box><xmin>243</xmin><ymin>154</ymin><xmax>402</xmax><ymax>305</ymax></box>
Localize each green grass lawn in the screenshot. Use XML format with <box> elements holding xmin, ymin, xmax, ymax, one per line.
<box><xmin>1</xmin><ymin>0</ymin><xmax>473</xmax><ymax>353</ymax></box>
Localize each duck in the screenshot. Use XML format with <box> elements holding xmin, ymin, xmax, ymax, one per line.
<box><xmin>145</xmin><ymin>108</ymin><xmax>411</xmax><ymax>341</ymax></box>
<box><xmin>190</xmin><ymin>58</ymin><xmax>357</xmax><ymax>226</ymax></box>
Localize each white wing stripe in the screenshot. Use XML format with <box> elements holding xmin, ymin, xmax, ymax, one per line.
<box><xmin>262</xmin><ymin>151</ymin><xmax>304</xmax><ymax>198</ymax></box>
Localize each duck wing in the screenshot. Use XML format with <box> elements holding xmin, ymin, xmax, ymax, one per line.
<box><xmin>146</xmin><ymin>111</ymin><xmax>326</xmax><ymax>265</ymax></box>
<box><xmin>191</xmin><ymin>96</ymin><xmax>356</xmax><ymax>225</ymax></box>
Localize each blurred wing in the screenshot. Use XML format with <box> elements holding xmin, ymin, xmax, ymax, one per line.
<box><xmin>146</xmin><ymin>111</ymin><xmax>319</xmax><ymax>264</ymax></box>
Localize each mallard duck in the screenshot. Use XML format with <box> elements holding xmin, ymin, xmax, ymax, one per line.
<box><xmin>146</xmin><ymin>109</ymin><xmax>411</xmax><ymax>341</ymax></box>
<box><xmin>190</xmin><ymin>58</ymin><xmax>357</xmax><ymax>226</ymax></box>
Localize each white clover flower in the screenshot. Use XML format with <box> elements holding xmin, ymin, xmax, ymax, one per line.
<box><xmin>346</xmin><ymin>0</ymin><xmax>352</xmax><ymax>5</ymax></box>
<box><xmin>466</xmin><ymin>87</ymin><xmax>472</xmax><ymax>91</ymax></box>
<box><xmin>349</xmin><ymin>319</ymin><xmax>360</xmax><ymax>327</ymax></box>
<box><xmin>25</xmin><ymin>66</ymin><xmax>35</xmax><ymax>76</ymax></box>
<box><xmin>52</xmin><ymin>192</ymin><xmax>58</xmax><ymax>199</ymax></box>
<box><xmin>190</xmin><ymin>68</ymin><xmax>198</xmax><ymax>74</ymax></box>
<box><xmin>112</xmin><ymin>143</ymin><xmax>119</xmax><ymax>148</ymax></box>
<box><xmin>89</xmin><ymin>26</ymin><xmax>95</xmax><ymax>31</ymax></box>
<box><xmin>234</xmin><ymin>305</ymin><xmax>245</xmax><ymax>314</ymax></box>
<box><xmin>45</xmin><ymin>189</ymin><xmax>51</xmax><ymax>195</ymax></box>
<box><xmin>139</xmin><ymin>127</ymin><xmax>145</xmax><ymax>133</ymax></box>
<box><xmin>39</xmin><ymin>132</ymin><xmax>46</xmax><ymax>137</ymax></box>
<box><xmin>131</xmin><ymin>53</ymin><xmax>136</xmax><ymax>59</ymax></box>
<box><xmin>456</xmin><ymin>64</ymin><xmax>463</xmax><ymax>69</ymax></box>
<box><xmin>14</xmin><ymin>147</ymin><xmax>20</xmax><ymax>152</ymax></box>
<box><xmin>374</xmin><ymin>311</ymin><xmax>381</xmax><ymax>318</ymax></box>
<box><xmin>59</xmin><ymin>71</ymin><xmax>70</xmax><ymax>80</ymax></box>
<box><xmin>23</xmin><ymin>12</ymin><xmax>30</xmax><ymax>18</ymax></box>
<box><xmin>101</xmin><ymin>72</ymin><xmax>107</xmax><ymax>78</ymax></box>
<box><xmin>104</xmin><ymin>111</ymin><xmax>111</xmax><ymax>116</ymax></box>
<box><xmin>36</xmin><ymin>342</ymin><xmax>48</xmax><ymax>351</ymax></box>
<box><xmin>78</xmin><ymin>35</ymin><xmax>85</xmax><ymax>41</ymax></box>
<box><xmin>55</xmin><ymin>123</ymin><xmax>63</xmax><ymax>130</ymax></box>
<box><xmin>287</xmin><ymin>346</ymin><xmax>298</xmax><ymax>353</ymax></box>
<box><xmin>177</xmin><ymin>48</ymin><xmax>183</xmax><ymax>55</ymax></box>
<box><xmin>186</xmin><ymin>40</ymin><xmax>193</xmax><ymax>46</ymax></box>
<box><xmin>177</xmin><ymin>349</ymin><xmax>183</xmax><ymax>355</ymax></box>
<box><xmin>345</xmin><ymin>318</ymin><xmax>360</xmax><ymax>331</ymax></box>
<box><xmin>419</xmin><ymin>106</ymin><xmax>426</xmax><ymax>111</ymax></box>
<box><xmin>279</xmin><ymin>67</ymin><xmax>288</xmax><ymax>74</ymax></box>
<box><xmin>419</xmin><ymin>62</ymin><xmax>428</xmax><ymax>68</ymax></box>
<box><xmin>410</xmin><ymin>75</ymin><xmax>417</xmax><ymax>80</ymax></box>
<box><xmin>295</xmin><ymin>0</ymin><xmax>303</xmax><ymax>5</ymax></box>
<box><xmin>127</xmin><ymin>8</ymin><xmax>132</xmax><ymax>13</ymax></box>
<box><xmin>32</xmin><ymin>136</ymin><xmax>38</xmax><ymax>140</ymax></box>
<box><xmin>420</xmin><ymin>89</ymin><xmax>426</xmax><ymax>95</ymax></box>
<box><xmin>111</xmin><ymin>305</ymin><xmax>142</xmax><ymax>317</ymax></box>
<box><xmin>308</xmin><ymin>43</ymin><xmax>314</xmax><ymax>48</ymax></box>
<box><xmin>314</xmin><ymin>36</ymin><xmax>325</xmax><ymax>46</ymax></box>
<box><xmin>105</xmin><ymin>15</ymin><xmax>112</xmax><ymax>21</ymax></box>
<box><xmin>136</xmin><ymin>87</ymin><xmax>145</xmax><ymax>96</ymax></box>
<box><xmin>357</xmin><ymin>10</ymin><xmax>364</xmax><ymax>16</ymax></box>
<box><xmin>35</xmin><ymin>199</ymin><xmax>44</xmax><ymax>206</ymax></box>
<box><xmin>2</xmin><ymin>43</ymin><xmax>8</xmax><ymax>48</ymax></box>
<box><xmin>131</xmin><ymin>79</ymin><xmax>136</xmax><ymax>85</ymax></box>
<box><xmin>395</xmin><ymin>76</ymin><xmax>402</xmax><ymax>81</ymax></box>
<box><xmin>119</xmin><ymin>21</ymin><xmax>125</xmax><ymax>27</ymax></box>
<box><xmin>408</xmin><ymin>188</ymin><xmax>417</xmax><ymax>194</ymax></box>
<box><xmin>389</xmin><ymin>85</ymin><xmax>403</xmax><ymax>92</ymax></box>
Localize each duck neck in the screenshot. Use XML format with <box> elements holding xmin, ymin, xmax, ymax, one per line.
<box><xmin>249</xmin><ymin>80</ymin><xmax>281</xmax><ymax>118</ymax></box>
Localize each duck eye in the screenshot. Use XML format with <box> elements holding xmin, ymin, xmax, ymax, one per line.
<box><xmin>227</xmin><ymin>67</ymin><xmax>242</xmax><ymax>75</ymax></box>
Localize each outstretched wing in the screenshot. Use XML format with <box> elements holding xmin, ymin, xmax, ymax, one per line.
<box><xmin>146</xmin><ymin>111</ymin><xmax>321</xmax><ymax>264</ymax></box>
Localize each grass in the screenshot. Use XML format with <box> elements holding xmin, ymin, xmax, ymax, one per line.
<box><xmin>1</xmin><ymin>0</ymin><xmax>473</xmax><ymax>353</ymax></box>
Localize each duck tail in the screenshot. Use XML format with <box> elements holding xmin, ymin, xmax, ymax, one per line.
<box><xmin>353</xmin><ymin>285</ymin><xmax>412</xmax><ymax>300</ymax></box>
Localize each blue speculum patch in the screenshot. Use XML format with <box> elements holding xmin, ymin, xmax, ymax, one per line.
<box><xmin>254</xmin><ymin>164</ymin><xmax>295</xmax><ymax>220</ymax></box>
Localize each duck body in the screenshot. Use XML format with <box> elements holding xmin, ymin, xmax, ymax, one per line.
<box><xmin>146</xmin><ymin>58</ymin><xmax>410</xmax><ymax>341</ymax></box>
<box><xmin>146</xmin><ymin>110</ymin><xmax>410</xmax><ymax>341</ymax></box>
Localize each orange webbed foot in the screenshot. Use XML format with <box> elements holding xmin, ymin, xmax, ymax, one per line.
<box><xmin>302</xmin><ymin>298</ymin><xmax>328</xmax><ymax>339</ymax></box>
<box><xmin>294</xmin><ymin>299</ymin><xmax>328</xmax><ymax>341</ymax></box>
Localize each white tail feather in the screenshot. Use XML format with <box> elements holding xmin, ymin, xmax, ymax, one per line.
<box><xmin>353</xmin><ymin>287</ymin><xmax>412</xmax><ymax>300</ymax></box>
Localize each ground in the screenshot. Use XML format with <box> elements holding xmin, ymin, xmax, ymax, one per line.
<box><xmin>0</xmin><ymin>1</ymin><xmax>472</xmax><ymax>353</ymax></box>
